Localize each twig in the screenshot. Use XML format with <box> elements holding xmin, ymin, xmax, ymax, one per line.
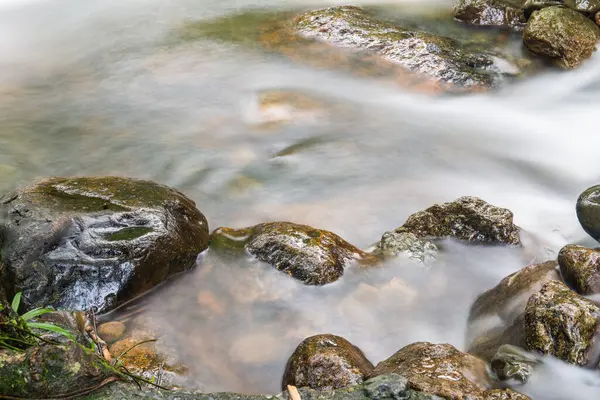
<box><xmin>287</xmin><ymin>385</ymin><xmax>301</xmax><ymax>400</ymax></box>
<box><xmin>84</xmin><ymin>322</ymin><xmax>112</xmax><ymax>362</ymax></box>
<box><xmin>119</xmin><ymin>368</ymin><xmax>172</xmax><ymax>391</ymax></box>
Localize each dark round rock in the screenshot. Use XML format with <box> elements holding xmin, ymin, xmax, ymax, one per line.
<box><xmin>282</xmin><ymin>334</ymin><xmax>374</xmax><ymax>391</ymax></box>
<box><xmin>0</xmin><ymin>176</ymin><xmax>209</xmax><ymax>314</ymax></box>
<box><xmin>577</xmin><ymin>185</ymin><xmax>600</xmax><ymax>242</ymax></box>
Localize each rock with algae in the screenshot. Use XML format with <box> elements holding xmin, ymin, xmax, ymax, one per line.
<box><xmin>293</xmin><ymin>6</ymin><xmax>522</xmax><ymax>90</ymax></box>
<box><xmin>523</xmin><ymin>7</ymin><xmax>600</xmax><ymax>69</ymax></box>
<box><xmin>371</xmin><ymin>342</ymin><xmax>494</xmax><ymax>399</ymax></box>
<box><xmin>282</xmin><ymin>334</ymin><xmax>374</xmax><ymax>391</ymax></box>
<box><xmin>210</xmin><ymin>222</ymin><xmax>376</xmax><ymax>285</ymax></box>
<box><xmin>369</xmin><ymin>231</ymin><xmax>438</xmax><ymax>264</ymax></box>
<box><xmin>398</xmin><ymin>196</ymin><xmax>521</xmax><ymax>245</ymax></box>
<box><xmin>0</xmin><ymin>339</ymin><xmax>120</xmax><ymax>398</ymax></box>
<box><xmin>558</xmin><ymin>244</ymin><xmax>600</xmax><ymax>295</ymax></box>
<box><xmin>84</xmin><ymin>374</ymin><xmax>443</xmax><ymax>400</ymax></box>
<box><xmin>490</xmin><ymin>344</ymin><xmax>539</xmax><ymax>383</ymax></box>
<box><xmin>467</xmin><ymin>261</ymin><xmax>561</xmax><ymax>360</ymax></box>
<box><xmin>0</xmin><ymin>176</ymin><xmax>209</xmax><ymax>314</ymax></box>
<box><xmin>524</xmin><ymin>280</ymin><xmax>600</xmax><ymax>365</ymax></box>
<box><xmin>453</xmin><ymin>0</ymin><xmax>527</xmax><ymax>28</ymax></box>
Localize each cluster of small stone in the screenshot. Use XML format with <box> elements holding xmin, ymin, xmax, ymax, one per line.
<box><xmin>454</xmin><ymin>0</ymin><xmax>600</xmax><ymax>68</ymax></box>
<box><xmin>0</xmin><ymin>176</ymin><xmax>526</xmax><ymax>398</ymax></box>
<box><xmin>467</xmin><ymin>184</ymin><xmax>600</xmax><ymax>386</ymax></box>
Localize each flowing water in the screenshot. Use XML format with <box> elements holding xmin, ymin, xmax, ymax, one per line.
<box><xmin>2</xmin><ymin>0</ymin><xmax>600</xmax><ymax>398</ymax></box>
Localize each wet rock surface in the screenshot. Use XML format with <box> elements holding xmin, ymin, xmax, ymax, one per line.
<box><xmin>282</xmin><ymin>334</ymin><xmax>374</xmax><ymax>391</ymax></box>
<box><xmin>399</xmin><ymin>196</ymin><xmax>521</xmax><ymax>245</ymax></box>
<box><xmin>293</xmin><ymin>6</ymin><xmax>522</xmax><ymax>89</ymax></box>
<box><xmin>558</xmin><ymin>244</ymin><xmax>600</xmax><ymax>295</ymax></box>
<box><xmin>467</xmin><ymin>261</ymin><xmax>560</xmax><ymax>360</ymax></box>
<box><xmin>524</xmin><ymin>279</ymin><xmax>600</xmax><ymax>365</ymax></box>
<box><xmin>490</xmin><ymin>344</ymin><xmax>538</xmax><ymax>383</ymax></box>
<box><xmin>484</xmin><ymin>389</ymin><xmax>531</xmax><ymax>400</ymax></box>
<box><xmin>0</xmin><ymin>176</ymin><xmax>209</xmax><ymax>314</ymax></box>
<box><xmin>523</xmin><ymin>0</ymin><xmax>600</xmax><ymax>16</ymax></box>
<box><xmin>369</xmin><ymin>231</ymin><xmax>438</xmax><ymax>263</ymax></box>
<box><xmin>0</xmin><ymin>340</ymin><xmax>119</xmax><ymax>399</ymax></box>
<box><xmin>523</xmin><ymin>7</ymin><xmax>600</xmax><ymax>68</ymax></box>
<box><xmin>210</xmin><ymin>222</ymin><xmax>375</xmax><ymax>285</ymax></box>
<box><xmin>371</xmin><ymin>342</ymin><xmax>493</xmax><ymax>399</ymax></box>
<box><xmin>576</xmin><ymin>185</ymin><xmax>600</xmax><ymax>242</ymax></box>
<box><xmin>85</xmin><ymin>374</ymin><xmax>441</xmax><ymax>400</ymax></box>
<box><xmin>453</xmin><ymin>0</ymin><xmax>527</xmax><ymax>28</ymax></box>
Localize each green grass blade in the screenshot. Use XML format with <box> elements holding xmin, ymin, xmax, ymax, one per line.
<box><xmin>21</xmin><ymin>308</ymin><xmax>55</xmax><ymax>321</ymax></box>
<box><xmin>27</xmin><ymin>322</ymin><xmax>76</xmax><ymax>341</ymax></box>
<box><xmin>11</xmin><ymin>292</ymin><xmax>22</xmax><ymax>313</ymax></box>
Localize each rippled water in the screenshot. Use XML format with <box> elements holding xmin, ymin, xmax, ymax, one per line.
<box><xmin>2</xmin><ymin>0</ymin><xmax>600</xmax><ymax>398</ymax></box>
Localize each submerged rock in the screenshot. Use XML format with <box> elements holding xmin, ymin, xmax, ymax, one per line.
<box><xmin>0</xmin><ymin>340</ymin><xmax>120</xmax><ymax>398</ymax></box>
<box><xmin>0</xmin><ymin>177</ymin><xmax>209</xmax><ymax>314</ymax></box>
<box><xmin>558</xmin><ymin>244</ymin><xmax>600</xmax><ymax>295</ymax></box>
<box><xmin>293</xmin><ymin>6</ymin><xmax>521</xmax><ymax>89</ymax></box>
<box><xmin>523</xmin><ymin>7</ymin><xmax>599</xmax><ymax>68</ymax></box>
<box><xmin>490</xmin><ymin>344</ymin><xmax>538</xmax><ymax>383</ymax></box>
<box><xmin>371</xmin><ymin>342</ymin><xmax>493</xmax><ymax>399</ymax></box>
<box><xmin>524</xmin><ymin>280</ymin><xmax>600</xmax><ymax>365</ymax></box>
<box><xmin>98</xmin><ymin>321</ymin><xmax>127</xmax><ymax>344</ymax></box>
<box><xmin>467</xmin><ymin>261</ymin><xmax>560</xmax><ymax>360</ymax></box>
<box><xmin>282</xmin><ymin>334</ymin><xmax>374</xmax><ymax>390</ymax></box>
<box><xmin>370</xmin><ymin>231</ymin><xmax>438</xmax><ymax>263</ymax></box>
<box><xmin>210</xmin><ymin>222</ymin><xmax>375</xmax><ymax>285</ymax></box>
<box><xmin>576</xmin><ymin>185</ymin><xmax>600</xmax><ymax>242</ymax></box>
<box><xmin>523</xmin><ymin>0</ymin><xmax>600</xmax><ymax>16</ymax></box>
<box><xmin>454</xmin><ymin>0</ymin><xmax>527</xmax><ymax>28</ymax></box>
<box><xmin>399</xmin><ymin>196</ymin><xmax>521</xmax><ymax>245</ymax></box>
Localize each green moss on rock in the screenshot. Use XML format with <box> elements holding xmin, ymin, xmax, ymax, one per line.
<box><xmin>0</xmin><ymin>341</ymin><xmax>120</xmax><ymax>398</ymax></box>
<box><xmin>523</xmin><ymin>7</ymin><xmax>600</xmax><ymax>69</ymax></box>
<box><xmin>524</xmin><ymin>280</ymin><xmax>600</xmax><ymax>365</ymax></box>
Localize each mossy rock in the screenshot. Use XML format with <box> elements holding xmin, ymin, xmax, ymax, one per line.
<box><xmin>85</xmin><ymin>374</ymin><xmax>443</xmax><ymax>400</ymax></box>
<box><xmin>0</xmin><ymin>176</ymin><xmax>209</xmax><ymax>314</ymax></box>
<box><xmin>523</xmin><ymin>7</ymin><xmax>600</xmax><ymax>69</ymax></box>
<box><xmin>467</xmin><ymin>261</ymin><xmax>560</xmax><ymax>360</ymax></box>
<box><xmin>524</xmin><ymin>280</ymin><xmax>600</xmax><ymax>365</ymax></box>
<box><xmin>293</xmin><ymin>6</ymin><xmax>521</xmax><ymax>90</ymax></box>
<box><xmin>558</xmin><ymin>244</ymin><xmax>600</xmax><ymax>295</ymax></box>
<box><xmin>484</xmin><ymin>389</ymin><xmax>532</xmax><ymax>399</ymax></box>
<box><xmin>282</xmin><ymin>334</ymin><xmax>374</xmax><ymax>391</ymax></box>
<box><xmin>576</xmin><ymin>185</ymin><xmax>600</xmax><ymax>242</ymax></box>
<box><xmin>0</xmin><ymin>340</ymin><xmax>120</xmax><ymax>398</ymax></box>
<box><xmin>371</xmin><ymin>342</ymin><xmax>493</xmax><ymax>399</ymax></box>
<box><xmin>398</xmin><ymin>196</ymin><xmax>521</xmax><ymax>245</ymax></box>
<box><xmin>453</xmin><ymin>0</ymin><xmax>527</xmax><ymax>28</ymax></box>
<box><xmin>210</xmin><ymin>222</ymin><xmax>376</xmax><ymax>285</ymax></box>
<box><xmin>0</xmin><ymin>298</ymin><xmax>37</xmax><ymax>351</ymax></box>
<box><xmin>523</xmin><ymin>0</ymin><xmax>600</xmax><ymax>16</ymax></box>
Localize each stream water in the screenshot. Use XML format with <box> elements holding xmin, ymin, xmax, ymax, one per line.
<box><xmin>1</xmin><ymin>0</ymin><xmax>600</xmax><ymax>398</ymax></box>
